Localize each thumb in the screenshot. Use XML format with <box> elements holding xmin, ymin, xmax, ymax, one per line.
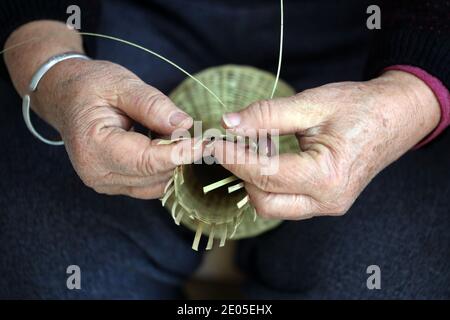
<box><xmin>116</xmin><ymin>81</ymin><xmax>193</xmax><ymax>135</ymax></box>
<box><xmin>221</xmin><ymin>94</ymin><xmax>326</xmax><ymax>135</ymax></box>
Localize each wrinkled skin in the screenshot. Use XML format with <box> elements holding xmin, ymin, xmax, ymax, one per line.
<box><xmin>4</xmin><ymin>21</ymin><xmax>440</xmax><ymax>210</ymax></box>
<box><xmin>215</xmin><ymin>70</ymin><xmax>440</xmax><ymax>220</ymax></box>
<box><xmin>32</xmin><ymin>59</ymin><xmax>200</xmax><ymax>200</ymax></box>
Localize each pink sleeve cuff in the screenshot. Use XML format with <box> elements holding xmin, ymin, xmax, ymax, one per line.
<box><xmin>384</xmin><ymin>65</ymin><xmax>450</xmax><ymax>148</ymax></box>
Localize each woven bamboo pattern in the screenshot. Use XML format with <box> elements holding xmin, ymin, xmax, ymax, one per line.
<box><xmin>163</xmin><ymin>65</ymin><xmax>298</xmax><ymax>250</ymax></box>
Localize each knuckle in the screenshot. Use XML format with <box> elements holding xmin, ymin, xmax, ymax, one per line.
<box><xmin>84</xmin><ymin>120</ymin><xmax>107</xmax><ymax>145</ymax></box>
<box><xmin>316</xmin><ymin>151</ymin><xmax>344</xmax><ymax>195</ymax></box>
<box><xmin>248</xmin><ymin>99</ymin><xmax>275</xmax><ymax>128</ymax></box>
<box><xmin>254</xmin><ymin>174</ymin><xmax>274</xmax><ymax>192</ymax></box>
<box><xmin>138</xmin><ymin>92</ymin><xmax>170</xmax><ymax>118</ymax></box>
<box><xmin>255</xmin><ymin>174</ymin><xmax>282</xmax><ymax>192</ymax></box>
<box><xmin>137</xmin><ymin>147</ymin><xmax>157</xmax><ymax>176</ymax></box>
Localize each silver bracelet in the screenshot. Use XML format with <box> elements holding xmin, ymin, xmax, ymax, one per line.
<box><xmin>22</xmin><ymin>52</ymin><xmax>91</xmax><ymax>146</ymax></box>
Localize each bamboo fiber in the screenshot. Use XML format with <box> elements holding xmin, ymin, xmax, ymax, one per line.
<box><xmin>163</xmin><ymin>65</ymin><xmax>298</xmax><ymax>250</ymax></box>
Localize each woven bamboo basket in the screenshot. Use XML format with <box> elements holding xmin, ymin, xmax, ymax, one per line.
<box><xmin>162</xmin><ymin>65</ymin><xmax>298</xmax><ymax>250</ymax></box>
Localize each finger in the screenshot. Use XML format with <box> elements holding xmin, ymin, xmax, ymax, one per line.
<box><xmin>99</xmin><ymin>127</ymin><xmax>203</xmax><ymax>176</ymax></box>
<box><xmin>245</xmin><ymin>183</ymin><xmax>319</xmax><ymax>220</ymax></box>
<box><xmin>105</xmin><ymin>170</ymin><xmax>173</xmax><ymax>187</ymax></box>
<box><xmin>99</xmin><ymin>182</ymin><xmax>168</xmax><ymax>200</ymax></box>
<box><xmin>221</xmin><ymin>93</ymin><xmax>330</xmax><ymax>135</ymax></box>
<box><xmin>114</xmin><ymin>80</ymin><xmax>193</xmax><ymax>134</ymax></box>
<box><xmin>125</xmin><ymin>183</ymin><xmax>167</xmax><ymax>200</ymax></box>
<box><xmin>212</xmin><ymin>140</ymin><xmax>328</xmax><ymax>197</ymax></box>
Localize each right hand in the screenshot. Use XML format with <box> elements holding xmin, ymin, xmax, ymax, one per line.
<box><xmin>33</xmin><ymin>59</ymin><xmax>197</xmax><ymax>199</ymax></box>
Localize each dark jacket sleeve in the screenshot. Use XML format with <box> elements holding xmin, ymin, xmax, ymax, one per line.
<box><xmin>0</xmin><ymin>0</ymin><xmax>101</xmax><ymax>81</ymax></box>
<box><xmin>366</xmin><ymin>0</ymin><xmax>450</xmax><ymax>89</ymax></box>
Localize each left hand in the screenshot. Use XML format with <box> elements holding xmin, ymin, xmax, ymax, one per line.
<box><xmin>213</xmin><ymin>71</ymin><xmax>441</xmax><ymax>220</ymax></box>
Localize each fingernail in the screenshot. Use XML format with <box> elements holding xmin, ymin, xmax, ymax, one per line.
<box><xmin>169</xmin><ymin>112</ymin><xmax>192</xmax><ymax>127</ymax></box>
<box><xmin>222</xmin><ymin>113</ymin><xmax>241</xmax><ymax>128</ymax></box>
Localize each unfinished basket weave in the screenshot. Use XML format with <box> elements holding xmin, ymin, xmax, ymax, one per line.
<box><xmin>162</xmin><ymin>65</ymin><xmax>298</xmax><ymax>250</ymax></box>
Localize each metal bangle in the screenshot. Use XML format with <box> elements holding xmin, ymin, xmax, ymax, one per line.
<box><xmin>22</xmin><ymin>52</ymin><xmax>91</xmax><ymax>146</ymax></box>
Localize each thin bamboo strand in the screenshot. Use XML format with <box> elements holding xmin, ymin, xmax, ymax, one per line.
<box><xmin>0</xmin><ymin>37</ymin><xmax>40</xmax><ymax>55</ymax></box>
<box><xmin>206</xmin><ymin>224</ymin><xmax>216</xmax><ymax>250</ymax></box>
<box><xmin>270</xmin><ymin>0</ymin><xmax>284</xmax><ymax>99</ymax></box>
<box><xmin>237</xmin><ymin>195</ymin><xmax>249</xmax><ymax>209</ymax></box>
<box><xmin>1</xmin><ymin>33</ymin><xmax>226</xmax><ymax>108</ymax></box>
<box><xmin>192</xmin><ymin>223</ymin><xmax>204</xmax><ymax>251</ymax></box>
<box><xmin>79</xmin><ymin>32</ymin><xmax>226</xmax><ymax>108</ymax></box>
<box><xmin>203</xmin><ymin>176</ymin><xmax>239</xmax><ymax>194</ymax></box>
<box><xmin>228</xmin><ymin>182</ymin><xmax>244</xmax><ymax>193</ymax></box>
<box><xmin>171</xmin><ymin>201</ymin><xmax>178</xmax><ymax>221</ymax></box>
<box><xmin>175</xmin><ymin>209</ymin><xmax>184</xmax><ymax>226</ymax></box>
<box><xmin>161</xmin><ymin>186</ymin><xmax>175</xmax><ymax>206</ymax></box>
<box><xmin>163</xmin><ymin>177</ymin><xmax>174</xmax><ymax>194</ymax></box>
<box><xmin>219</xmin><ymin>224</ymin><xmax>228</xmax><ymax>247</ymax></box>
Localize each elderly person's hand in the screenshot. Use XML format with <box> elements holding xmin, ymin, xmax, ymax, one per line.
<box><xmin>34</xmin><ymin>59</ymin><xmax>198</xmax><ymax>199</ymax></box>
<box><xmin>214</xmin><ymin>71</ymin><xmax>441</xmax><ymax>220</ymax></box>
<box><xmin>4</xmin><ymin>21</ymin><xmax>198</xmax><ymax>200</ymax></box>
